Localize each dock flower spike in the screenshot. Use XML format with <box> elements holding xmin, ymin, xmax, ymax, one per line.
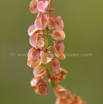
<box><xmin>27</xmin><ymin>0</ymin><xmax>86</xmax><ymax>104</ymax></box>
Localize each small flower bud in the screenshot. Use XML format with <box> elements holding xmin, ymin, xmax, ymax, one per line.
<box><xmin>54</xmin><ymin>41</ymin><xmax>66</xmax><ymax>59</ymax></box>
<box><xmin>29</xmin><ymin>0</ymin><xmax>39</xmax><ymax>13</ymax></box>
<box><xmin>54</xmin><ymin>85</ymin><xmax>68</xmax><ymax>97</ymax></box>
<box><xmin>49</xmin><ymin>58</ymin><xmax>60</xmax><ymax>72</ymax></box>
<box><xmin>35</xmin><ymin>12</ymin><xmax>47</xmax><ymax>29</ymax></box>
<box><xmin>51</xmin><ymin>30</ymin><xmax>65</xmax><ymax>40</ymax></box>
<box><xmin>33</xmin><ymin>65</ymin><xmax>46</xmax><ymax>77</ymax></box>
<box><xmin>37</xmin><ymin>1</ymin><xmax>49</xmax><ymax>13</ymax></box>
<box><xmin>40</xmin><ymin>51</ymin><xmax>54</xmax><ymax>64</ymax></box>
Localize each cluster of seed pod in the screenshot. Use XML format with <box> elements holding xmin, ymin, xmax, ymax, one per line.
<box><xmin>27</xmin><ymin>0</ymin><xmax>86</xmax><ymax>104</ymax></box>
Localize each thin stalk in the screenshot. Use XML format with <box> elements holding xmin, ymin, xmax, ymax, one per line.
<box><xmin>45</xmin><ymin>0</ymin><xmax>55</xmax><ymax>87</ymax></box>
<box><xmin>45</xmin><ymin>29</ymin><xmax>49</xmax><ymax>49</ymax></box>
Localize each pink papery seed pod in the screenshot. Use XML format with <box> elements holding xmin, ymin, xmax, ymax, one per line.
<box><xmin>40</xmin><ymin>51</ymin><xmax>54</xmax><ymax>64</ymax></box>
<box><xmin>47</xmin><ymin>17</ymin><xmax>55</xmax><ymax>29</ymax></box>
<box><xmin>28</xmin><ymin>25</ymin><xmax>38</xmax><ymax>36</ymax></box>
<box><xmin>54</xmin><ymin>85</ymin><xmax>68</xmax><ymax>97</ymax></box>
<box><xmin>35</xmin><ymin>82</ymin><xmax>48</xmax><ymax>96</ymax></box>
<box><xmin>35</xmin><ymin>38</ymin><xmax>44</xmax><ymax>49</ymax></box>
<box><xmin>28</xmin><ymin>25</ymin><xmax>43</xmax><ymax>36</ymax></box>
<box><xmin>49</xmin><ymin>58</ymin><xmax>60</xmax><ymax>72</ymax></box>
<box><xmin>27</xmin><ymin>58</ymin><xmax>41</xmax><ymax>68</ymax></box>
<box><xmin>33</xmin><ymin>65</ymin><xmax>46</xmax><ymax>77</ymax></box>
<box><xmin>30</xmin><ymin>77</ymin><xmax>48</xmax><ymax>96</ymax></box>
<box><xmin>54</xmin><ymin>41</ymin><xmax>66</xmax><ymax>59</ymax></box>
<box><xmin>29</xmin><ymin>33</ymin><xmax>42</xmax><ymax>48</ymax></box>
<box><xmin>54</xmin><ymin>16</ymin><xmax>64</xmax><ymax>30</ymax></box>
<box><xmin>34</xmin><ymin>78</ymin><xmax>48</xmax><ymax>96</ymax></box>
<box><xmin>29</xmin><ymin>0</ymin><xmax>39</xmax><ymax>13</ymax></box>
<box><xmin>50</xmin><ymin>68</ymin><xmax>67</xmax><ymax>82</ymax></box>
<box><xmin>56</xmin><ymin>96</ymin><xmax>70</xmax><ymax>104</ymax></box>
<box><xmin>30</xmin><ymin>77</ymin><xmax>41</xmax><ymax>90</ymax></box>
<box><xmin>27</xmin><ymin>47</ymin><xmax>40</xmax><ymax>61</ymax></box>
<box><xmin>27</xmin><ymin>48</ymin><xmax>41</xmax><ymax>67</ymax></box>
<box><xmin>37</xmin><ymin>1</ymin><xmax>49</xmax><ymax>13</ymax></box>
<box><xmin>58</xmin><ymin>68</ymin><xmax>68</xmax><ymax>80</ymax></box>
<box><xmin>59</xmin><ymin>68</ymin><xmax>68</xmax><ymax>75</ymax></box>
<box><xmin>51</xmin><ymin>30</ymin><xmax>65</xmax><ymax>40</ymax></box>
<box><xmin>35</xmin><ymin>12</ymin><xmax>47</xmax><ymax>29</ymax></box>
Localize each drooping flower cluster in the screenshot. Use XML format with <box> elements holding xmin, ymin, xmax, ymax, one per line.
<box><xmin>27</xmin><ymin>0</ymin><xmax>86</xmax><ymax>104</ymax></box>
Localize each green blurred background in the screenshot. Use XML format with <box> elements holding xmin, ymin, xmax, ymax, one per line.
<box><xmin>0</xmin><ymin>0</ymin><xmax>103</xmax><ymax>104</ymax></box>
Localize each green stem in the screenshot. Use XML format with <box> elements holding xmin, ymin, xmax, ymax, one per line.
<box><xmin>45</xmin><ymin>29</ymin><xmax>49</xmax><ymax>49</ymax></box>
<box><xmin>45</xmin><ymin>27</ymin><xmax>55</xmax><ymax>88</ymax></box>
<box><xmin>48</xmin><ymin>0</ymin><xmax>52</xmax><ymax>17</ymax></box>
<box><xmin>45</xmin><ymin>0</ymin><xmax>55</xmax><ymax>88</ymax></box>
<box><xmin>46</xmin><ymin>63</ymin><xmax>55</xmax><ymax>87</ymax></box>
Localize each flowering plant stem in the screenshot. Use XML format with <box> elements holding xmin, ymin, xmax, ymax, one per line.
<box><xmin>45</xmin><ymin>1</ymin><xmax>55</xmax><ymax>87</ymax></box>
<box><xmin>28</xmin><ymin>0</ymin><xmax>86</xmax><ymax>103</ymax></box>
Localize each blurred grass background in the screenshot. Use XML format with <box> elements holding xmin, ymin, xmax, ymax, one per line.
<box><xmin>0</xmin><ymin>0</ymin><xmax>103</xmax><ymax>104</ymax></box>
